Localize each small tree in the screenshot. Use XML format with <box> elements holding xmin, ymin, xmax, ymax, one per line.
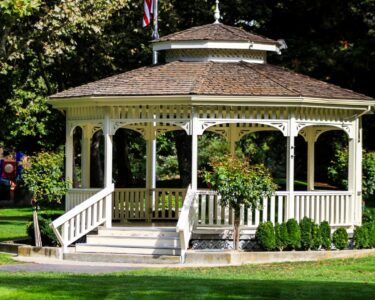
<box><xmin>22</xmin><ymin>150</ymin><xmax>70</xmax><ymax>246</ymax></box>
<box><xmin>204</xmin><ymin>155</ymin><xmax>277</xmax><ymax>250</ymax></box>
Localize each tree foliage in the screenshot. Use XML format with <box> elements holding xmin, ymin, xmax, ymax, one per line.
<box><xmin>328</xmin><ymin>147</ymin><xmax>375</xmax><ymax>203</ymax></box>
<box><xmin>22</xmin><ymin>150</ymin><xmax>70</xmax><ymax>206</ymax></box>
<box><xmin>0</xmin><ymin>0</ymin><xmax>373</xmax><ymax>181</ymax></box>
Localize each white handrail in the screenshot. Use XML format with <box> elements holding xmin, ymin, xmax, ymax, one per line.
<box><xmin>51</xmin><ymin>184</ymin><xmax>115</xmax><ymax>251</ymax></box>
<box><xmin>176</xmin><ymin>185</ymin><xmax>196</xmax><ymax>262</ymax></box>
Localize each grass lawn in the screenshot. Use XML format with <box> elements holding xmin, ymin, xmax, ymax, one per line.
<box><xmin>0</xmin><ymin>253</ymin><xmax>17</xmax><ymax>265</ymax></box>
<box><xmin>0</xmin><ymin>256</ymin><xmax>374</xmax><ymax>299</ymax></box>
<box><xmin>0</xmin><ymin>207</ymin><xmax>63</xmax><ymax>242</ymax></box>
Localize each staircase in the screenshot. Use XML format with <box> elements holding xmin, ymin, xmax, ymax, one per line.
<box><xmin>64</xmin><ymin>226</ymin><xmax>182</xmax><ymax>264</ymax></box>
<box><xmin>51</xmin><ymin>185</ymin><xmax>196</xmax><ymax>264</ymax></box>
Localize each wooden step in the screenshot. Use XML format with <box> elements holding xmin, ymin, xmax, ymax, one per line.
<box><xmin>98</xmin><ymin>227</ymin><xmax>179</xmax><ymax>238</ymax></box>
<box><xmin>86</xmin><ymin>235</ymin><xmax>180</xmax><ymax>248</ymax></box>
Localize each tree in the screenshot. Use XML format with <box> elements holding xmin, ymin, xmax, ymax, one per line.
<box><xmin>22</xmin><ymin>150</ymin><xmax>71</xmax><ymax>246</ymax></box>
<box><xmin>204</xmin><ymin>155</ymin><xmax>277</xmax><ymax>250</ymax></box>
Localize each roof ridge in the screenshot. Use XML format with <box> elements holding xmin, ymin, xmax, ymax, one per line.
<box><xmin>217</xmin><ymin>23</ymin><xmax>248</xmax><ymax>40</ymax></box>
<box><xmin>240</xmin><ymin>62</ymin><xmax>301</xmax><ymax>96</ymax></box>
<box><xmin>158</xmin><ymin>24</ymin><xmax>211</xmax><ymax>40</ymax></box>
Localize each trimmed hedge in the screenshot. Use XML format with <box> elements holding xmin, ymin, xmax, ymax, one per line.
<box><xmin>353</xmin><ymin>226</ymin><xmax>369</xmax><ymax>249</ymax></box>
<box><xmin>333</xmin><ymin>227</ymin><xmax>348</xmax><ymax>250</ymax></box>
<box><xmin>300</xmin><ymin>217</ymin><xmax>314</xmax><ymax>250</ymax></box>
<box><xmin>254</xmin><ymin>219</ymin><xmax>375</xmax><ymax>252</ymax></box>
<box><xmin>311</xmin><ymin>223</ymin><xmax>322</xmax><ymax>250</ymax></box>
<box><xmin>286</xmin><ymin>219</ymin><xmax>301</xmax><ymax>250</ymax></box>
<box><xmin>256</xmin><ymin>221</ymin><xmax>276</xmax><ymax>251</ymax></box>
<box><xmin>275</xmin><ymin>223</ymin><xmax>288</xmax><ymax>251</ymax></box>
<box><xmin>366</xmin><ymin>221</ymin><xmax>375</xmax><ymax>248</ymax></box>
<box><xmin>320</xmin><ymin>221</ymin><xmax>331</xmax><ymax>250</ymax></box>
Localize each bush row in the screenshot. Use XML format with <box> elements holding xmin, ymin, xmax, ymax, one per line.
<box><xmin>255</xmin><ymin>217</ymin><xmax>366</xmax><ymax>251</ymax></box>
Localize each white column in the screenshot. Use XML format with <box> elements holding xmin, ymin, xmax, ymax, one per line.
<box><xmin>146</xmin><ymin>123</ymin><xmax>157</xmax><ymax>221</ymax></box>
<box><xmin>191</xmin><ymin>111</ymin><xmax>199</xmax><ymax>191</ymax></box>
<box><xmin>286</xmin><ymin>116</ymin><xmax>296</xmax><ymax>220</ymax></box>
<box><xmin>306</xmin><ymin>129</ymin><xmax>315</xmax><ymax>191</ymax></box>
<box><xmin>103</xmin><ymin>113</ymin><xmax>113</xmax><ymax>228</ymax></box>
<box><xmin>348</xmin><ymin>119</ymin><xmax>362</xmax><ymax>226</ymax></box>
<box><xmin>65</xmin><ymin>125</ymin><xmax>74</xmax><ymax>183</ymax></box>
<box><xmin>81</xmin><ymin>125</ymin><xmax>92</xmax><ymax>188</ymax></box>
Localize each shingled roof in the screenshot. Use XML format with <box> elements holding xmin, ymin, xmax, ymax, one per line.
<box><xmin>50</xmin><ymin>61</ymin><xmax>372</xmax><ymax>101</ymax></box>
<box><xmin>154</xmin><ymin>23</ymin><xmax>278</xmax><ymax>45</ymax></box>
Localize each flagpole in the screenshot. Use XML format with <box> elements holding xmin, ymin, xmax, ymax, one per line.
<box><xmin>152</xmin><ymin>0</ymin><xmax>159</xmax><ymax>64</ymax></box>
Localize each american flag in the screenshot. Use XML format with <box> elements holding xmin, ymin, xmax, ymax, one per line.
<box><xmin>143</xmin><ymin>0</ymin><xmax>154</xmax><ymax>27</ymax></box>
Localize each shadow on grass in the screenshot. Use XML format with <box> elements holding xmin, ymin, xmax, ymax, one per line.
<box><xmin>0</xmin><ymin>273</ymin><xmax>374</xmax><ymax>300</ymax></box>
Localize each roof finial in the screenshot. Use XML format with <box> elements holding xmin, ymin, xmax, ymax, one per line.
<box><xmin>214</xmin><ymin>0</ymin><xmax>221</xmax><ymax>24</ymax></box>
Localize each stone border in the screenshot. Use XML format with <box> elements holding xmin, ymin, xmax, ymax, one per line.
<box><xmin>0</xmin><ymin>242</ymin><xmax>62</xmax><ymax>259</ymax></box>
<box><xmin>185</xmin><ymin>249</ymin><xmax>375</xmax><ymax>265</ymax></box>
<box><xmin>2</xmin><ymin>241</ymin><xmax>375</xmax><ymax>266</ymax></box>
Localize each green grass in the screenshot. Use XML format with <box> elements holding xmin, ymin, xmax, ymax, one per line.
<box><xmin>0</xmin><ymin>253</ymin><xmax>17</xmax><ymax>265</ymax></box>
<box><xmin>0</xmin><ymin>256</ymin><xmax>374</xmax><ymax>299</ymax></box>
<box><xmin>0</xmin><ymin>219</ymin><xmax>28</xmax><ymax>242</ymax></box>
<box><xmin>0</xmin><ymin>207</ymin><xmax>63</xmax><ymax>242</ymax></box>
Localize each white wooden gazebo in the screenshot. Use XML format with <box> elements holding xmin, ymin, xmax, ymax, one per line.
<box><xmin>49</xmin><ymin>9</ymin><xmax>374</xmax><ymax>260</ymax></box>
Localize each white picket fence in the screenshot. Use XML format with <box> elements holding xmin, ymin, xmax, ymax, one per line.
<box><xmin>196</xmin><ymin>190</ymin><xmax>354</xmax><ymax>228</ymax></box>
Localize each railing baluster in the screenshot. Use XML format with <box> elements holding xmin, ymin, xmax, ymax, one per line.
<box><xmin>208</xmin><ymin>194</ymin><xmax>214</xmax><ymax>225</ymax></box>
<box><xmin>262</xmin><ymin>197</ymin><xmax>268</xmax><ymax>222</ymax></box>
<box><xmin>201</xmin><ymin>195</ymin><xmax>207</xmax><ymax>225</ymax></box>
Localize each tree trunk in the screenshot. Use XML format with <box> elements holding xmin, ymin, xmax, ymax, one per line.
<box><xmin>174</xmin><ymin>131</ymin><xmax>192</xmax><ymax>187</ymax></box>
<box><xmin>32</xmin><ymin>200</ymin><xmax>42</xmax><ymax>247</ymax></box>
<box><xmin>114</xmin><ymin>129</ymin><xmax>133</xmax><ymax>187</ymax></box>
<box><xmin>233</xmin><ymin>208</ymin><xmax>241</xmax><ymax>251</ymax></box>
<box><xmin>90</xmin><ymin>131</ymin><xmax>104</xmax><ymax>187</ymax></box>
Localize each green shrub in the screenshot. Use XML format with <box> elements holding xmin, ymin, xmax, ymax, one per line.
<box><xmin>320</xmin><ymin>221</ymin><xmax>331</xmax><ymax>250</ymax></box>
<box><xmin>311</xmin><ymin>223</ymin><xmax>322</xmax><ymax>250</ymax></box>
<box><xmin>364</xmin><ymin>221</ymin><xmax>375</xmax><ymax>248</ymax></box>
<box><xmin>328</xmin><ymin>148</ymin><xmax>375</xmax><ymax>205</ymax></box>
<box><xmin>300</xmin><ymin>217</ymin><xmax>314</xmax><ymax>250</ymax></box>
<box><xmin>27</xmin><ymin>215</ymin><xmax>58</xmax><ymax>247</ymax></box>
<box><xmin>286</xmin><ymin>219</ymin><xmax>301</xmax><ymax>250</ymax></box>
<box><xmin>353</xmin><ymin>226</ymin><xmax>369</xmax><ymax>249</ymax></box>
<box><xmin>256</xmin><ymin>221</ymin><xmax>276</xmax><ymax>251</ymax></box>
<box><xmin>275</xmin><ymin>222</ymin><xmax>288</xmax><ymax>251</ymax></box>
<box><xmin>363</xmin><ymin>208</ymin><xmax>375</xmax><ymax>224</ymax></box>
<box><xmin>332</xmin><ymin>228</ymin><xmax>348</xmax><ymax>250</ymax></box>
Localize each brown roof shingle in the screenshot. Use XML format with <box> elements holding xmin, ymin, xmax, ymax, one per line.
<box><xmin>155</xmin><ymin>23</ymin><xmax>278</xmax><ymax>45</ymax></box>
<box><xmin>50</xmin><ymin>61</ymin><xmax>372</xmax><ymax>101</ymax></box>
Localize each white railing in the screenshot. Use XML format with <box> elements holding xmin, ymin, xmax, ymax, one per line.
<box><xmin>176</xmin><ymin>186</ymin><xmax>196</xmax><ymax>261</ymax></box>
<box><xmin>113</xmin><ymin>188</ymin><xmax>187</xmax><ymax>223</ymax></box>
<box><xmin>51</xmin><ymin>184</ymin><xmax>115</xmax><ymax>251</ymax></box>
<box><xmin>196</xmin><ymin>190</ymin><xmax>354</xmax><ymax>228</ymax></box>
<box><xmin>293</xmin><ymin>191</ymin><xmax>354</xmax><ymax>226</ymax></box>
<box><xmin>154</xmin><ymin>188</ymin><xmax>187</xmax><ymax>220</ymax></box>
<box><xmin>65</xmin><ymin>189</ymin><xmax>101</xmax><ymax>211</ymax></box>
<box><xmin>197</xmin><ymin>190</ymin><xmax>288</xmax><ymax>228</ymax></box>
<box><xmin>113</xmin><ymin>188</ymin><xmax>148</xmax><ymax>222</ymax></box>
